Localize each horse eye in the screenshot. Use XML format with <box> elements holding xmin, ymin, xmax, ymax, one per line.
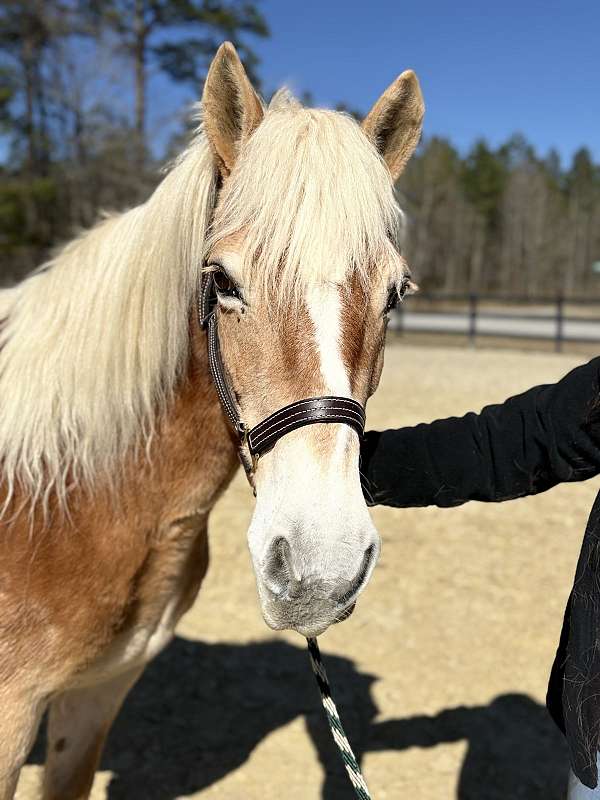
<box><xmin>384</xmin><ymin>289</ymin><xmax>397</xmax><ymax>314</ymax></box>
<box><xmin>384</xmin><ymin>278</ymin><xmax>411</xmax><ymax>315</ymax></box>
<box><xmin>213</xmin><ymin>269</ymin><xmax>241</xmax><ymax>299</ymax></box>
<box><xmin>384</xmin><ymin>286</ymin><xmax>401</xmax><ymax>315</ymax></box>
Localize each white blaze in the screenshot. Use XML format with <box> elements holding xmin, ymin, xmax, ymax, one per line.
<box><xmin>306</xmin><ymin>284</ymin><xmax>352</xmax><ymax>466</ymax></box>
<box><xmin>306</xmin><ymin>285</ymin><xmax>350</xmax><ymax>395</ymax></box>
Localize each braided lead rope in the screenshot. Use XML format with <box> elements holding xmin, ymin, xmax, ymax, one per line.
<box><xmin>306</xmin><ymin>637</ymin><xmax>372</xmax><ymax>800</ymax></box>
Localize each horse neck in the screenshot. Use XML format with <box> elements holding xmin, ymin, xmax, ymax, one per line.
<box><xmin>137</xmin><ymin>324</ymin><xmax>241</xmax><ymax>518</ymax></box>
<box><xmin>29</xmin><ymin>327</ymin><xmax>240</xmax><ymax>533</ymax></box>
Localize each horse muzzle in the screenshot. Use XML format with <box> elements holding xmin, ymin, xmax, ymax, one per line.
<box><xmin>257</xmin><ymin>536</ymin><xmax>379</xmax><ymax>637</ymax></box>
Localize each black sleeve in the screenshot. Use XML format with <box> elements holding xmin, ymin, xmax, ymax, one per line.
<box><xmin>361</xmin><ymin>357</ymin><xmax>600</xmax><ymax>508</ymax></box>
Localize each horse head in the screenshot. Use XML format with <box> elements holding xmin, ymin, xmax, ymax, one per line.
<box><xmin>202</xmin><ymin>43</ymin><xmax>423</xmax><ymax>636</ymax></box>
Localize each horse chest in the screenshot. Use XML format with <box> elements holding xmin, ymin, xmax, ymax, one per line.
<box><xmin>71</xmin><ymin>595</ymin><xmax>181</xmax><ymax>689</ymax></box>
<box><xmin>69</xmin><ymin>516</ymin><xmax>210</xmax><ymax>689</ymax></box>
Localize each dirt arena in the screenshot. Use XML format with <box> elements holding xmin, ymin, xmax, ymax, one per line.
<box><xmin>17</xmin><ymin>343</ymin><xmax>598</xmax><ymax>800</ymax></box>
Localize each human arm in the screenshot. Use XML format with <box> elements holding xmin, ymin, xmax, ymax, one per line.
<box><xmin>360</xmin><ymin>357</ymin><xmax>600</xmax><ymax>508</ymax></box>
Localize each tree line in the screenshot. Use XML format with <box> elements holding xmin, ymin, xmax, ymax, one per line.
<box><xmin>0</xmin><ymin>0</ymin><xmax>268</xmax><ymax>283</ymax></box>
<box><xmin>1</xmin><ymin>1</ymin><xmax>599</xmax><ymax>297</ymax></box>
<box><xmin>399</xmin><ymin>136</ymin><xmax>600</xmax><ymax>298</ymax></box>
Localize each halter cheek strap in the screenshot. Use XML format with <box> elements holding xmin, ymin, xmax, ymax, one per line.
<box><xmin>199</xmin><ymin>272</ymin><xmax>366</xmax><ymax>485</ymax></box>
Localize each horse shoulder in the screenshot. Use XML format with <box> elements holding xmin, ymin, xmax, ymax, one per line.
<box><xmin>0</xmin><ymin>368</ymin><xmax>239</xmax><ymax>694</ymax></box>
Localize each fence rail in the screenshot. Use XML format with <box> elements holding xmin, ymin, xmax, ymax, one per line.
<box><xmin>392</xmin><ymin>293</ymin><xmax>600</xmax><ymax>351</ymax></box>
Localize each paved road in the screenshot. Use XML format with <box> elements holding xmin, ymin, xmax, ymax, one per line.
<box><xmin>391</xmin><ymin>310</ymin><xmax>600</xmax><ymax>342</ymax></box>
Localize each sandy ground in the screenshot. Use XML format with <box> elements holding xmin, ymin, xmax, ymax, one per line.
<box><xmin>17</xmin><ymin>343</ymin><xmax>599</xmax><ymax>800</ymax></box>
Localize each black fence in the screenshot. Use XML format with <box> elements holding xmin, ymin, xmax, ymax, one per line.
<box><xmin>393</xmin><ymin>293</ymin><xmax>600</xmax><ymax>352</ymax></box>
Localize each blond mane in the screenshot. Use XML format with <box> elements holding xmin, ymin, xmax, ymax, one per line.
<box><xmin>0</xmin><ymin>92</ymin><xmax>403</xmax><ymax>511</ymax></box>
<box><xmin>0</xmin><ymin>135</ymin><xmax>217</xmax><ymax>511</ymax></box>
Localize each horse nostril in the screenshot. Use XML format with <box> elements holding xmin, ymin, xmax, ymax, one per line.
<box><xmin>334</xmin><ymin>544</ymin><xmax>377</xmax><ymax>606</ymax></box>
<box><xmin>264</xmin><ymin>536</ymin><xmax>294</xmax><ymax>597</ymax></box>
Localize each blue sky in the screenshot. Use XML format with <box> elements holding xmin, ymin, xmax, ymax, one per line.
<box><xmin>2</xmin><ymin>1</ymin><xmax>598</xmax><ymax>167</ymax></box>
<box><xmin>249</xmin><ymin>0</ymin><xmax>599</xmax><ymax>166</ymax></box>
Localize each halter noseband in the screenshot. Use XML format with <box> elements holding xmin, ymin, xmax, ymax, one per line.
<box><xmin>199</xmin><ymin>272</ymin><xmax>366</xmax><ymax>486</ymax></box>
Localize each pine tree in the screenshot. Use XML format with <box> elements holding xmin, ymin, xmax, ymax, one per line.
<box><xmin>84</xmin><ymin>0</ymin><xmax>269</xmax><ymax>164</ymax></box>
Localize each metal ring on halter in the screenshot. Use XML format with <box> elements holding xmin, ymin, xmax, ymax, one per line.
<box><xmin>199</xmin><ymin>271</ymin><xmax>366</xmax><ymax>484</ymax></box>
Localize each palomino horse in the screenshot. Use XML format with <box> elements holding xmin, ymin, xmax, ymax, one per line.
<box><xmin>0</xmin><ymin>43</ymin><xmax>423</xmax><ymax>799</ymax></box>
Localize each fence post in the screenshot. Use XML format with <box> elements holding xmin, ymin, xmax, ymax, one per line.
<box><xmin>469</xmin><ymin>293</ymin><xmax>477</xmax><ymax>345</ymax></box>
<box><xmin>555</xmin><ymin>295</ymin><xmax>564</xmax><ymax>352</ymax></box>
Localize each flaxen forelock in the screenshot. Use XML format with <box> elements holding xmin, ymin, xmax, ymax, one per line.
<box><xmin>208</xmin><ymin>90</ymin><xmax>404</xmax><ymax>304</ymax></box>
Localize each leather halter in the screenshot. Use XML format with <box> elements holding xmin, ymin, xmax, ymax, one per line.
<box><xmin>199</xmin><ymin>272</ymin><xmax>366</xmax><ymax>486</ymax></box>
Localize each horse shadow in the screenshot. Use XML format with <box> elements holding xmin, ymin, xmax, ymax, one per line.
<box><xmin>28</xmin><ymin>635</ymin><xmax>569</xmax><ymax>799</ymax></box>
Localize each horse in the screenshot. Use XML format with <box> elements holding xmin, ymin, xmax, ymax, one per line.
<box><xmin>0</xmin><ymin>42</ymin><xmax>424</xmax><ymax>799</ymax></box>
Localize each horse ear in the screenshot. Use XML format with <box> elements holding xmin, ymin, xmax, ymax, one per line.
<box><xmin>202</xmin><ymin>42</ymin><xmax>264</xmax><ymax>176</ymax></box>
<box><xmin>362</xmin><ymin>70</ymin><xmax>424</xmax><ymax>181</ymax></box>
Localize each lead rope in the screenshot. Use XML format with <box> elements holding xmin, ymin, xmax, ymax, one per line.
<box><xmin>306</xmin><ymin>637</ymin><xmax>372</xmax><ymax>799</ymax></box>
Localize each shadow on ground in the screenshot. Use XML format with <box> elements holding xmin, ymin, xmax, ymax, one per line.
<box><xmin>28</xmin><ymin>635</ymin><xmax>569</xmax><ymax>799</ymax></box>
